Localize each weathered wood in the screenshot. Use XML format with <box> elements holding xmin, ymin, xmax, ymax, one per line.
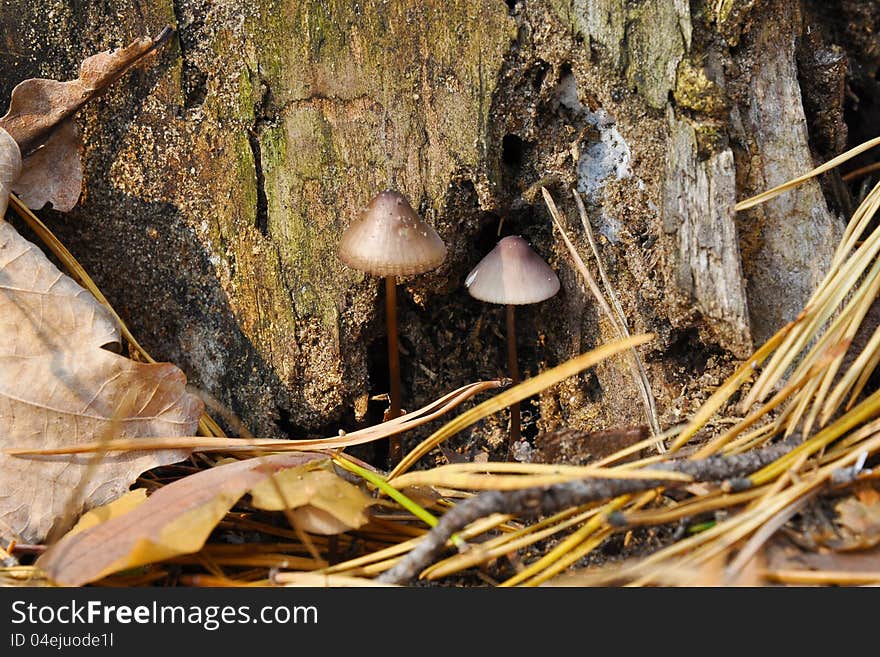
<box><xmin>730</xmin><ymin>0</ymin><xmax>843</xmax><ymax>344</ymax></box>
<box><xmin>0</xmin><ymin>1</ymin><xmax>516</xmax><ymax>436</ymax></box>
<box><xmin>0</xmin><ymin>0</ymin><xmax>863</xmax><ymax>447</ymax></box>
<box><xmin>662</xmin><ymin>109</ymin><xmax>751</xmax><ymax>357</ymax></box>
<box><xmin>557</xmin><ymin>0</ymin><xmax>841</xmax><ymax>351</ymax></box>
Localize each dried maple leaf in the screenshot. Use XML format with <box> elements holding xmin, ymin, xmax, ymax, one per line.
<box><xmin>0</xmin><ymin>129</ymin><xmax>202</xmax><ymax>544</ymax></box>
<box><xmin>37</xmin><ymin>453</ymin><xmax>327</xmax><ymax>586</ymax></box>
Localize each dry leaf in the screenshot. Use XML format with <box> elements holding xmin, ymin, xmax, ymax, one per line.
<box><xmin>855</xmin><ymin>482</ymin><xmax>880</xmax><ymax>506</ymax></box>
<box><xmin>0</xmin><ymin>28</ymin><xmax>173</xmax><ymax>155</ymax></box>
<box><xmin>13</xmin><ymin>120</ymin><xmax>83</xmax><ymax>212</ymax></box>
<box><xmin>0</xmin><ymin>127</ymin><xmax>21</xmax><ymax>217</ymax></box>
<box><xmin>1</xmin><ymin>347</ymin><xmax>202</xmax><ymax>544</ymax></box>
<box><xmin>0</xmin><ymin>218</ymin><xmax>119</xmax><ymax>355</ymax></box>
<box><xmin>37</xmin><ymin>453</ymin><xmax>327</xmax><ymax>586</ymax></box>
<box><xmin>0</xmin><ymin>212</ymin><xmax>203</xmax><ymax>543</ymax></box>
<box><xmin>65</xmin><ymin>488</ymin><xmax>148</xmax><ymax>537</ymax></box>
<box><xmin>834</xmin><ymin>495</ymin><xmax>880</xmax><ymax>547</ymax></box>
<box><xmin>0</xmin><ymin>27</ymin><xmax>171</xmax><ymax>213</ymax></box>
<box><xmin>249</xmin><ymin>466</ymin><xmax>373</xmax><ymax>535</ymax></box>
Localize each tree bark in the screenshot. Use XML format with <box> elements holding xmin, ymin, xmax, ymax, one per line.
<box><xmin>0</xmin><ymin>1</ymin><xmax>872</xmax><ymax>449</ymax></box>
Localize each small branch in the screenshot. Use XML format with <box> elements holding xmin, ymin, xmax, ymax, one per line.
<box><xmin>377</xmin><ymin>439</ymin><xmax>796</xmax><ymax>584</ymax></box>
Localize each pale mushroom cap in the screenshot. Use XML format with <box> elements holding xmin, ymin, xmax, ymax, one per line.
<box><xmin>465</xmin><ymin>235</ymin><xmax>560</xmax><ymax>305</ymax></box>
<box><xmin>339</xmin><ymin>190</ymin><xmax>447</xmax><ymax>276</ymax></box>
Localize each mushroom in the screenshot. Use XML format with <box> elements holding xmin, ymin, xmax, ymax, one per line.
<box><xmin>465</xmin><ymin>235</ymin><xmax>560</xmax><ymax>444</ymax></box>
<box><xmin>339</xmin><ymin>189</ymin><xmax>446</xmax><ymax>461</ymax></box>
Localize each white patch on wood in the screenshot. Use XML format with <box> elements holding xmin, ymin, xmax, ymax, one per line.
<box><xmin>554</xmin><ymin>72</ymin><xmax>632</xmax><ymax>199</ymax></box>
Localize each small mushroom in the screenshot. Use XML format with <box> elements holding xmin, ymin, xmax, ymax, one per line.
<box><xmin>465</xmin><ymin>235</ymin><xmax>559</xmax><ymax>445</ymax></box>
<box><xmin>339</xmin><ymin>189</ymin><xmax>446</xmax><ymax>462</ymax></box>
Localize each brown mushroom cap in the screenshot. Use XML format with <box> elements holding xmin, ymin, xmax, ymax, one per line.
<box><xmin>339</xmin><ymin>190</ymin><xmax>447</xmax><ymax>276</ymax></box>
<box><xmin>465</xmin><ymin>235</ymin><xmax>560</xmax><ymax>305</ymax></box>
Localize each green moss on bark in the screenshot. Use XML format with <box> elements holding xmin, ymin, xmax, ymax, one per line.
<box><xmin>551</xmin><ymin>0</ymin><xmax>689</xmax><ymax>109</ymax></box>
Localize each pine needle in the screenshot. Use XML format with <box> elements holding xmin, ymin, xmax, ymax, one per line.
<box><xmin>542</xmin><ymin>187</ymin><xmax>663</xmax><ymax>451</ymax></box>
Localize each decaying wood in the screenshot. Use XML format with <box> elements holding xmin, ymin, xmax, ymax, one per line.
<box><xmin>662</xmin><ymin>110</ymin><xmax>751</xmax><ymax>357</ymax></box>
<box><xmin>731</xmin><ymin>0</ymin><xmax>843</xmax><ymax>344</ymax></box>
<box><xmin>0</xmin><ymin>1</ymin><xmax>865</xmax><ymax>448</ymax></box>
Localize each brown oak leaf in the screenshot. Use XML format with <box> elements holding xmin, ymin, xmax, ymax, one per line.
<box><xmin>13</xmin><ymin>120</ymin><xmax>83</xmax><ymax>212</ymax></box>
<box><xmin>0</xmin><ymin>128</ymin><xmax>20</xmax><ymax>217</ymax></box>
<box><xmin>0</xmin><ymin>129</ymin><xmax>203</xmax><ymax>544</ymax></box>
<box><xmin>38</xmin><ymin>453</ymin><xmax>328</xmax><ymax>586</ymax></box>
<box><xmin>0</xmin><ymin>26</ymin><xmax>172</xmax><ymax>212</ymax></box>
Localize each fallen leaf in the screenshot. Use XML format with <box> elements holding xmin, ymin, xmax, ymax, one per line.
<box><xmin>37</xmin><ymin>453</ymin><xmax>327</xmax><ymax>586</ymax></box>
<box><xmin>0</xmin><ymin>202</ymin><xmax>203</xmax><ymax>543</ymax></box>
<box><xmin>855</xmin><ymin>482</ymin><xmax>880</xmax><ymax>506</ymax></box>
<box><xmin>13</xmin><ymin>120</ymin><xmax>83</xmax><ymax>212</ymax></box>
<box><xmin>1</xmin><ymin>349</ymin><xmax>202</xmax><ymax>544</ymax></box>
<box><xmin>249</xmin><ymin>466</ymin><xmax>373</xmax><ymax>535</ymax></box>
<box><xmin>0</xmin><ymin>127</ymin><xmax>20</xmax><ymax>217</ymax></box>
<box><xmin>764</xmin><ymin>536</ymin><xmax>880</xmax><ymax>576</ymax></box>
<box><xmin>0</xmin><ymin>27</ymin><xmax>172</xmax><ymax>213</ymax></box>
<box><xmin>0</xmin><ymin>27</ymin><xmax>173</xmax><ymax>155</ymax></box>
<box><xmin>835</xmin><ymin>497</ymin><xmax>880</xmax><ymax>540</ymax></box>
<box><xmin>0</xmin><ymin>217</ymin><xmax>119</xmax><ymax>355</ymax></box>
<box><xmin>65</xmin><ymin>489</ymin><xmax>148</xmax><ymax>537</ymax></box>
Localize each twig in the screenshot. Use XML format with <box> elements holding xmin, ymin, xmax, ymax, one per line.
<box><xmin>377</xmin><ymin>439</ymin><xmax>796</xmax><ymax>584</ymax></box>
<box><xmin>842</xmin><ymin>161</ymin><xmax>880</xmax><ymax>183</ymax></box>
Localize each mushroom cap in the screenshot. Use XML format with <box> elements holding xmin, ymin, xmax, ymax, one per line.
<box><xmin>339</xmin><ymin>190</ymin><xmax>447</xmax><ymax>277</ymax></box>
<box><xmin>465</xmin><ymin>235</ymin><xmax>560</xmax><ymax>305</ymax></box>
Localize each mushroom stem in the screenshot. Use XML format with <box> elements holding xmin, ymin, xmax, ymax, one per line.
<box><xmin>386</xmin><ymin>275</ymin><xmax>403</xmax><ymax>461</ymax></box>
<box><xmin>505</xmin><ymin>303</ymin><xmax>521</xmax><ymax>444</ymax></box>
